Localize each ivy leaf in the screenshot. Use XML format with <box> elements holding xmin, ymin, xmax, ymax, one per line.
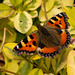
<box><xmin>18</xmin><ymin>60</ymin><xmax>33</xmax><ymax>75</ymax></box>
<box><xmin>27</xmin><ymin>0</ymin><xmax>42</xmax><ymax>10</ymax></box>
<box><xmin>29</xmin><ymin>68</ymin><xmax>43</xmax><ymax>75</ymax></box>
<box><xmin>41</xmin><ymin>0</ymin><xmax>54</xmax><ymax>12</ymax></box>
<box><xmin>14</xmin><ymin>11</ymin><xmax>32</xmax><ymax>34</ymax></box>
<box><xmin>0</xmin><ymin>3</ymin><xmax>12</xmax><ymax>18</ymax></box>
<box><xmin>2</xmin><ymin>43</ymin><xmax>23</xmax><ymax>59</ymax></box>
<box><xmin>67</xmin><ymin>50</ymin><xmax>75</xmax><ymax>75</ymax></box>
<box><xmin>10</xmin><ymin>0</ymin><xmax>22</xmax><ymax>7</ymax></box>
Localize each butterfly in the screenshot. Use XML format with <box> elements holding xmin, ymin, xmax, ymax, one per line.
<box><xmin>13</xmin><ymin>12</ymin><xmax>71</xmax><ymax>58</ymax></box>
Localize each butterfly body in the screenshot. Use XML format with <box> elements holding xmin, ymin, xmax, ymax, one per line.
<box><xmin>13</xmin><ymin>12</ymin><xmax>71</xmax><ymax>58</ymax></box>
<box><xmin>37</xmin><ymin>24</ymin><xmax>61</xmax><ymax>47</ymax></box>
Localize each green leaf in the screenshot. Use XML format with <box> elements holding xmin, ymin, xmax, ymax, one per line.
<box><xmin>67</xmin><ymin>50</ymin><xmax>75</xmax><ymax>75</ymax></box>
<box><xmin>3</xmin><ymin>0</ymin><xmax>12</xmax><ymax>6</ymax></box>
<box><xmin>40</xmin><ymin>58</ymin><xmax>51</xmax><ymax>71</ymax></box>
<box><xmin>30</xmin><ymin>54</ymin><xmax>41</xmax><ymax>60</ymax></box>
<box><xmin>18</xmin><ymin>60</ymin><xmax>33</xmax><ymax>75</ymax></box>
<box><xmin>29</xmin><ymin>10</ymin><xmax>38</xmax><ymax>18</ymax></box>
<box><xmin>69</xmin><ymin>26</ymin><xmax>75</xmax><ymax>35</ymax></box>
<box><xmin>0</xmin><ymin>27</ymin><xmax>16</xmax><ymax>43</ymax></box>
<box><xmin>41</xmin><ymin>0</ymin><xmax>54</xmax><ymax>12</ymax></box>
<box><xmin>0</xmin><ymin>4</ymin><xmax>12</xmax><ymax>18</ymax></box>
<box><xmin>10</xmin><ymin>0</ymin><xmax>22</xmax><ymax>7</ymax></box>
<box><xmin>14</xmin><ymin>11</ymin><xmax>32</xmax><ymax>34</ymax></box>
<box><xmin>26</xmin><ymin>25</ymin><xmax>38</xmax><ymax>35</ymax></box>
<box><xmin>29</xmin><ymin>68</ymin><xmax>43</xmax><ymax>75</ymax></box>
<box><xmin>52</xmin><ymin>47</ymin><xmax>72</xmax><ymax>74</ymax></box>
<box><xmin>23</xmin><ymin>0</ymin><xmax>32</xmax><ymax>7</ymax></box>
<box><xmin>39</xmin><ymin>7</ymin><xmax>61</xmax><ymax>22</ymax></box>
<box><xmin>27</xmin><ymin>0</ymin><xmax>42</xmax><ymax>10</ymax></box>
<box><xmin>61</xmin><ymin>0</ymin><xmax>74</xmax><ymax>6</ymax></box>
<box><xmin>2</xmin><ymin>43</ymin><xmax>23</xmax><ymax>59</ymax></box>
<box><xmin>54</xmin><ymin>0</ymin><xmax>61</xmax><ymax>6</ymax></box>
<box><xmin>64</xmin><ymin>7</ymin><xmax>75</xmax><ymax>28</ymax></box>
<box><xmin>6</xmin><ymin>60</ymin><xmax>19</xmax><ymax>75</ymax></box>
<box><xmin>0</xmin><ymin>18</ymin><xmax>17</xmax><ymax>43</ymax></box>
<box><xmin>44</xmin><ymin>73</ymin><xmax>54</xmax><ymax>75</ymax></box>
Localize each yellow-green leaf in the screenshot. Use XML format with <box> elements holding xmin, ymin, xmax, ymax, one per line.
<box><xmin>30</xmin><ymin>54</ymin><xmax>41</xmax><ymax>60</ymax></box>
<box><xmin>6</xmin><ymin>60</ymin><xmax>19</xmax><ymax>75</ymax></box>
<box><xmin>62</xmin><ymin>0</ymin><xmax>74</xmax><ymax>6</ymax></box>
<box><xmin>40</xmin><ymin>58</ymin><xmax>51</xmax><ymax>71</ymax></box>
<box><xmin>67</xmin><ymin>50</ymin><xmax>75</xmax><ymax>75</ymax></box>
<box><xmin>64</xmin><ymin>7</ymin><xmax>75</xmax><ymax>28</ymax></box>
<box><xmin>0</xmin><ymin>18</ymin><xmax>17</xmax><ymax>43</ymax></box>
<box><xmin>29</xmin><ymin>10</ymin><xmax>38</xmax><ymax>18</ymax></box>
<box><xmin>0</xmin><ymin>4</ymin><xmax>12</xmax><ymax>18</ymax></box>
<box><xmin>39</xmin><ymin>7</ymin><xmax>61</xmax><ymax>22</ymax></box>
<box><xmin>29</xmin><ymin>68</ymin><xmax>43</xmax><ymax>75</ymax></box>
<box><xmin>23</xmin><ymin>0</ymin><xmax>32</xmax><ymax>7</ymax></box>
<box><xmin>2</xmin><ymin>43</ymin><xmax>23</xmax><ymax>59</ymax></box>
<box><xmin>14</xmin><ymin>11</ymin><xmax>32</xmax><ymax>34</ymax></box>
<box><xmin>10</xmin><ymin>0</ymin><xmax>22</xmax><ymax>7</ymax></box>
<box><xmin>27</xmin><ymin>0</ymin><xmax>42</xmax><ymax>10</ymax></box>
<box><xmin>19</xmin><ymin>60</ymin><xmax>33</xmax><ymax>75</ymax></box>
<box><xmin>44</xmin><ymin>73</ymin><xmax>54</xmax><ymax>75</ymax></box>
<box><xmin>52</xmin><ymin>47</ymin><xmax>71</xmax><ymax>73</ymax></box>
<box><xmin>41</xmin><ymin>0</ymin><xmax>54</xmax><ymax>12</ymax></box>
<box><xmin>26</xmin><ymin>25</ymin><xmax>38</xmax><ymax>35</ymax></box>
<box><xmin>3</xmin><ymin>0</ymin><xmax>12</xmax><ymax>6</ymax></box>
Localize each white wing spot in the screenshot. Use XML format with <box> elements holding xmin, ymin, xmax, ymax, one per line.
<box><xmin>59</xmin><ymin>14</ymin><xmax>62</xmax><ymax>16</ymax></box>
<box><xmin>16</xmin><ymin>45</ymin><xmax>19</xmax><ymax>49</ymax></box>
<box><xmin>37</xmin><ymin>47</ymin><xmax>41</xmax><ymax>52</ymax></box>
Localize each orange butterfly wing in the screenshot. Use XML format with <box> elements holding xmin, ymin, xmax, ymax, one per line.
<box><xmin>13</xmin><ymin>33</ymin><xmax>37</xmax><ymax>55</ymax></box>
<box><xmin>47</xmin><ymin>12</ymin><xmax>69</xmax><ymax>29</ymax></box>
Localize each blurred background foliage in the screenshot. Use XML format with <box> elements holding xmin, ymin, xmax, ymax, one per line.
<box><xmin>0</xmin><ymin>0</ymin><xmax>75</xmax><ymax>75</ymax></box>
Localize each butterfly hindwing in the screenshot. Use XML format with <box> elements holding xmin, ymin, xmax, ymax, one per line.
<box><xmin>13</xmin><ymin>32</ymin><xmax>37</xmax><ymax>55</ymax></box>
<box><xmin>46</xmin><ymin>12</ymin><xmax>70</xmax><ymax>29</ymax></box>
<box><xmin>60</xmin><ymin>30</ymin><xmax>71</xmax><ymax>48</ymax></box>
<box><xmin>37</xmin><ymin>42</ymin><xmax>61</xmax><ymax>58</ymax></box>
<box><xmin>37</xmin><ymin>29</ymin><xmax>71</xmax><ymax>58</ymax></box>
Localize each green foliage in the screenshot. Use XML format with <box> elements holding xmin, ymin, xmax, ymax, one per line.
<box><xmin>0</xmin><ymin>0</ymin><xmax>75</xmax><ymax>75</ymax></box>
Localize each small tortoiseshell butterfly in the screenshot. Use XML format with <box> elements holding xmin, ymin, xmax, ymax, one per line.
<box><xmin>13</xmin><ymin>12</ymin><xmax>71</xmax><ymax>58</ymax></box>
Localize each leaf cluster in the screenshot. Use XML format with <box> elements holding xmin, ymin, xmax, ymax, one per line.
<box><xmin>0</xmin><ymin>0</ymin><xmax>75</xmax><ymax>75</ymax></box>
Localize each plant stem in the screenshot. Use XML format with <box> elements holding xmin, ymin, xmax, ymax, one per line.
<box><xmin>0</xmin><ymin>28</ymin><xmax>13</xmax><ymax>53</ymax></box>
<box><xmin>21</xmin><ymin>55</ymin><xmax>49</xmax><ymax>73</ymax></box>
<box><xmin>42</xmin><ymin>0</ymin><xmax>48</xmax><ymax>21</ymax></box>
<box><xmin>0</xmin><ymin>28</ymin><xmax>6</xmax><ymax>53</ymax></box>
